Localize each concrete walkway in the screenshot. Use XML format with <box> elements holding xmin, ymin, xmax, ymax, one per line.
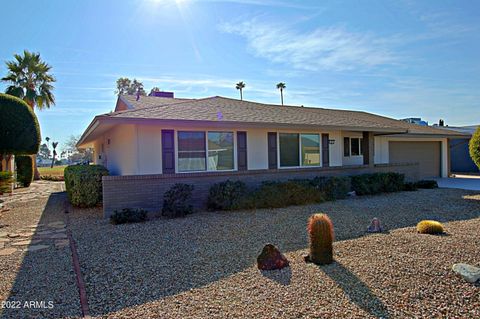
<box><xmin>436</xmin><ymin>174</ymin><xmax>480</xmax><ymax>191</ymax></box>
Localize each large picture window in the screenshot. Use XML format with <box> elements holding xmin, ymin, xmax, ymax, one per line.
<box><xmin>178</xmin><ymin>131</ymin><xmax>234</xmax><ymax>172</ymax></box>
<box><xmin>279</xmin><ymin>133</ymin><xmax>320</xmax><ymax>167</ymax></box>
<box><xmin>280</xmin><ymin>133</ymin><xmax>300</xmax><ymax>167</ymax></box>
<box><xmin>301</xmin><ymin>134</ymin><xmax>320</xmax><ymax>166</ymax></box>
<box><xmin>178</xmin><ymin>131</ymin><xmax>206</xmax><ymax>172</ymax></box>
<box><xmin>208</xmin><ymin>132</ymin><xmax>234</xmax><ymax>170</ymax></box>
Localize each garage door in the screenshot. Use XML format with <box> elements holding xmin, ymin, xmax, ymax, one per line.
<box><xmin>389</xmin><ymin>141</ymin><xmax>441</xmax><ymax>178</ymax></box>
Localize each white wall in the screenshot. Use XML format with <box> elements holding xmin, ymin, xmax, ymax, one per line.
<box><xmin>137</xmin><ymin>125</ymin><xmax>162</xmax><ymax>174</ymax></box>
<box><xmin>103</xmin><ymin>124</ymin><xmax>137</xmax><ymax>175</ymax></box>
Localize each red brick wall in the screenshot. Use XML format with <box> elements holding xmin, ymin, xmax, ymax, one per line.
<box><xmin>102</xmin><ymin>163</ymin><xmax>419</xmax><ymax>217</ymax></box>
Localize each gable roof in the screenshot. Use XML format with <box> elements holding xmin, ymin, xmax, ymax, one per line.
<box><xmin>78</xmin><ymin>95</ymin><xmax>467</xmax><ymax>147</ymax></box>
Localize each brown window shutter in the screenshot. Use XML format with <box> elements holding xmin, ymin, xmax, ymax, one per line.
<box><xmin>237</xmin><ymin>131</ymin><xmax>247</xmax><ymax>171</ymax></box>
<box><xmin>162</xmin><ymin>130</ymin><xmax>175</xmax><ymax>174</ymax></box>
<box><xmin>268</xmin><ymin>132</ymin><xmax>278</xmax><ymax>169</ymax></box>
<box><xmin>322</xmin><ymin>133</ymin><xmax>330</xmax><ymax>167</ymax></box>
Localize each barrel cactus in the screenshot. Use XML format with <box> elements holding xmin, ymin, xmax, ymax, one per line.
<box><xmin>416</xmin><ymin>220</ymin><xmax>444</xmax><ymax>234</ymax></box>
<box><xmin>306</xmin><ymin>213</ymin><xmax>334</xmax><ymax>265</ymax></box>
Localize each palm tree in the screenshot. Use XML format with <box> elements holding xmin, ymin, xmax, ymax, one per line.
<box><xmin>276</xmin><ymin>82</ymin><xmax>286</xmax><ymax>106</ymax></box>
<box><xmin>2</xmin><ymin>50</ymin><xmax>56</xmax><ymax>109</ymax></box>
<box><xmin>2</xmin><ymin>50</ymin><xmax>56</xmax><ymax>179</ymax></box>
<box><xmin>236</xmin><ymin>81</ymin><xmax>245</xmax><ymax>100</ymax></box>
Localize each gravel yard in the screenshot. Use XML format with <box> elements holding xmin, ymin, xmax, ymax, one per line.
<box><xmin>0</xmin><ymin>181</ymin><xmax>81</xmax><ymax>319</ymax></box>
<box><xmin>69</xmin><ymin>188</ymin><xmax>480</xmax><ymax>318</ymax></box>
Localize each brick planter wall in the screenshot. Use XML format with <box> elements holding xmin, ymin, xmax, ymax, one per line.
<box><xmin>102</xmin><ymin>163</ymin><xmax>419</xmax><ymax>218</ymax></box>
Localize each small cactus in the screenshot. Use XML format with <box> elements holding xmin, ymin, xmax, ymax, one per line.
<box><xmin>307</xmin><ymin>213</ymin><xmax>334</xmax><ymax>265</ymax></box>
<box><xmin>416</xmin><ymin>220</ymin><xmax>444</xmax><ymax>234</ymax></box>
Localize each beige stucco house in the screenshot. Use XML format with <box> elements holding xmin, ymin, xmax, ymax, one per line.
<box><xmin>77</xmin><ymin>94</ymin><xmax>466</xmax><ymax>216</ymax></box>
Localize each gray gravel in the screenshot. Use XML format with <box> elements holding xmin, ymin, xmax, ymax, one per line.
<box><xmin>0</xmin><ymin>181</ymin><xmax>81</xmax><ymax>319</ymax></box>
<box><xmin>68</xmin><ymin>188</ymin><xmax>480</xmax><ymax>318</ymax></box>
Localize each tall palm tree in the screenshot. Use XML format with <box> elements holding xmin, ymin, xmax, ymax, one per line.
<box><xmin>2</xmin><ymin>50</ymin><xmax>56</xmax><ymax>109</ymax></box>
<box><xmin>236</xmin><ymin>81</ymin><xmax>245</xmax><ymax>100</ymax></box>
<box><xmin>2</xmin><ymin>50</ymin><xmax>56</xmax><ymax>179</ymax></box>
<box><xmin>276</xmin><ymin>82</ymin><xmax>286</xmax><ymax>106</ymax></box>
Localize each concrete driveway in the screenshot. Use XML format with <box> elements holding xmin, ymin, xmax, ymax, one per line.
<box><xmin>436</xmin><ymin>174</ymin><xmax>480</xmax><ymax>191</ymax></box>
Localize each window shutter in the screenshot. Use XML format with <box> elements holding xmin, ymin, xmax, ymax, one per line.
<box><xmin>237</xmin><ymin>131</ymin><xmax>247</xmax><ymax>171</ymax></box>
<box><xmin>268</xmin><ymin>132</ymin><xmax>278</xmax><ymax>169</ymax></box>
<box><xmin>322</xmin><ymin>133</ymin><xmax>330</xmax><ymax>167</ymax></box>
<box><xmin>162</xmin><ymin>130</ymin><xmax>175</xmax><ymax>174</ymax></box>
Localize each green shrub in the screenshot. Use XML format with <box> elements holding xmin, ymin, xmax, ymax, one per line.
<box><xmin>207</xmin><ymin>180</ymin><xmax>248</xmax><ymax>211</ymax></box>
<box><xmin>162</xmin><ymin>183</ymin><xmax>194</xmax><ymax>218</ymax></box>
<box><xmin>0</xmin><ymin>94</ymin><xmax>41</xmax><ymax>155</ymax></box>
<box><xmin>15</xmin><ymin>155</ymin><xmax>33</xmax><ymax>187</ymax></box>
<box><xmin>469</xmin><ymin>126</ymin><xmax>480</xmax><ymax>169</ymax></box>
<box><xmin>253</xmin><ymin>180</ymin><xmax>325</xmax><ymax>208</ymax></box>
<box><xmin>64</xmin><ymin>165</ymin><xmax>109</xmax><ymax>207</ymax></box>
<box><xmin>110</xmin><ymin>208</ymin><xmax>147</xmax><ymax>225</ymax></box>
<box><xmin>415</xmin><ymin>180</ymin><xmax>438</xmax><ymax>189</ymax></box>
<box><xmin>403</xmin><ymin>182</ymin><xmax>418</xmax><ymax>191</ymax></box>
<box><xmin>310</xmin><ymin>176</ymin><xmax>351</xmax><ymax>200</ymax></box>
<box><xmin>0</xmin><ymin>171</ymin><xmax>13</xmax><ymax>194</ymax></box>
<box><xmin>351</xmin><ymin>172</ymin><xmax>405</xmax><ymax>195</ymax></box>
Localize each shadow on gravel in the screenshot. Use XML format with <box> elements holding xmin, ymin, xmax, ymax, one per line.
<box><xmin>69</xmin><ymin>188</ymin><xmax>480</xmax><ymax>317</ymax></box>
<box><xmin>320</xmin><ymin>261</ymin><xmax>390</xmax><ymax>318</ymax></box>
<box><xmin>1</xmin><ymin>191</ymin><xmax>80</xmax><ymax>319</ymax></box>
<box><xmin>260</xmin><ymin>268</ymin><xmax>291</xmax><ymax>286</ymax></box>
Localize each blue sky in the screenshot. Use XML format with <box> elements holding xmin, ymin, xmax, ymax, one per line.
<box><xmin>1</xmin><ymin>0</ymin><xmax>479</xmax><ymax>150</ymax></box>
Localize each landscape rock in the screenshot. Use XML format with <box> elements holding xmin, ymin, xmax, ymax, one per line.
<box><xmin>257</xmin><ymin>244</ymin><xmax>289</xmax><ymax>270</ymax></box>
<box><xmin>7</xmin><ymin>233</ymin><xmax>20</xmax><ymax>238</ymax></box>
<box><xmin>452</xmin><ymin>263</ymin><xmax>480</xmax><ymax>283</ymax></box>
<box><xmin>367</xmin><ymin>217</ymin><xmax>383</xmax><ymax>233</ymax></box>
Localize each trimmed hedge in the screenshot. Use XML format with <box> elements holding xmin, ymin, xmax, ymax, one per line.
<box><xmin>253</xmin><ymin>181</ymin><xmax>326</xmax><ymax>208</ymax></box>
<box><xmin>0</xmin><ymin>94</ymin><xmax>41</xmax><ymax>155</ymax></box>
<box><xmin>162</xmin><ymin>183</ymin><xmax>194</xmax><ymax>218</ymax></box>
<box><xmin>205</xmin><ymin>172</ymin><xmax>412</xmax><ymax>212</ymax></box>
<box><xmin>469</xmin><ymin>126</ymin><xmax>480</xmax><ymax>169</ymax></box>
<box><xmin>15</xmin><ymin>155</ymin><xmax>33</xmax><ymax>187</ymax></box>
<box><xmin>309</xmin><ymin>176</ymin><xmax>351</xmax><ymax>200</ymax></box>
<box><xmin>415</xmin><ymin>180</ymin><xmax>438</xmax><ymax>189</ymax></box>
<box><xmin>64</xmin><ymin>165</ymin><xmax>109</xmax><ymax>207</ymax></box>
<box><xmin>0</xmin><ymin>171</ymin><xmax>13</xmax><ymax>194</ymax></box>
<box><xmin>351</xmin><ymin>172</ymin><xmax>404</xmax><ymax>195</ymax></box>
<box><xmin>207</xmin><ymin>180</ymin><xmax>248</xmax><ymax>211</ymax></box>
<box><xmin>110</xmin><ymin>208</ymin><xmax>147</xmax><ymax>225</ymax></box>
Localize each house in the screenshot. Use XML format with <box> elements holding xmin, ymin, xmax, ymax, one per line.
<box><xmin>77</xmin><ymin>94</ymin><xmax>467</xmax><ymax>217</ymax></box>
<box><xmin>434</xmin><ymin>125</ymin><xmax>479</xmax><ymax>173</ymax></box>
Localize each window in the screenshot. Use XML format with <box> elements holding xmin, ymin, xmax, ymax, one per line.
<box><xmin>178</xmin><ymin>131</ymin><xmax>206</xmax><ymax>172</ymax></box>
<box><xmin>301</xmin><ymin>134</ymin><xmax>320</xmax><ymax>166</ymax></box>
<box><xmin>351</xmin><ymin>138</ymin><xmax>360</xmax><ymax>156</ymax></box>
<box><xmin>279</xmin><ymin>133</ymin><xmax>320</xmax><ymax>167</ymax></box>
<box><xmin>208</xmin><ymin>132</ymin><xmax>234</xmax><ymax>170</ymax></box>
<box><xmin>178</xmin><ymin>131</ymin><xmax>234</xmax><ymax>172</ymax></box>
<box><xmin>344</xmin><ymin>137</ymin><xmax>350</xmax><ymax>157</ymax></box>
<box><xmin>279</xmin><ymin>133</ymin><xmax>299</xmax><ymax>167</ymax></box>
<box><xmin>344</xmin><ymin>137</ymin><xmax>363</xmax><ymax>157</ymax></box>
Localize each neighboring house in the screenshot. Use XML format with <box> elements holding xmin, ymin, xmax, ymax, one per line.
<box><xmin>434</xmin><ymin>125</ymin><xmax>479</xmax><ymax>173</ymax></box>
<box><xmin>77</xmin><ymin>94</ymin><xmax>467</xmax><ymax>217</ymax></box>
